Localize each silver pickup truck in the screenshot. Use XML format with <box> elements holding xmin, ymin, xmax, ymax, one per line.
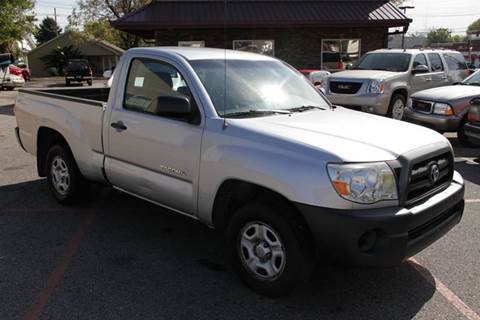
<box><xmin>14</xmin><ymin>47</ymin><xmax>465</xmax><ymax>296</ymax></box>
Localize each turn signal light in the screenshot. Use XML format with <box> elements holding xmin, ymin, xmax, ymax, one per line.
<box><xmin>332</xmin><ymin>180</ymin><xmax>349</xmax><ymax>196</ymax></box>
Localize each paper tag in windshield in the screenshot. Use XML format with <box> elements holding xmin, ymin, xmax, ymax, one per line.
<box><xmin>134</xmin><ymin>77</ymin><xmax>144</xmax><ymax>87</ymax></box>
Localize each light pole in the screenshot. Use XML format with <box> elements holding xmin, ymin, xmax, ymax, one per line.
<box><xmin>399</xmin><ymin>5</ymin><xmax>415</xmax><ymax>49</ymax></box>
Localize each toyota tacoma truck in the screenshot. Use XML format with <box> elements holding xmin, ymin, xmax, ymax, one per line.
<box><xmin>14</xmin><ymin>47</ymin><xmax>465</xmax><ymax>296</ymax></box>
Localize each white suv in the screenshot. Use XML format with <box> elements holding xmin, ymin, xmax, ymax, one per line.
<box><xmin>325</xmin><ymin>49</ymin><xmax>470</xmax><ymax>119</ymax></box>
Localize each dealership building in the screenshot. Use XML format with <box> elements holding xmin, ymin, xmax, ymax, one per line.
<box><xmin>111</xmin><ymin>0</ymin><xmax>411</xmax><ymax>70</ymax></box>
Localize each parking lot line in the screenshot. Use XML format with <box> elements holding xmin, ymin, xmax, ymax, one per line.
<box><xmin>23</xmin><ymin>213</ymin><xmax>95</xmax><ymax>320</ymax></box>
<box><xmin>409</xmin><ymin>258</ymin><xmax>480</xmax><ymax>320</ymax></box>
<box><xmin>465</xmin><ymin>199</ymin><xmax>480</xmax><ymax>203</ymax></box>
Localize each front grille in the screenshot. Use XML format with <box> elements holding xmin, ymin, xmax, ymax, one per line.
<box><xmin>405</xmin><ymin>152</ymin><xmax>454</xmax><ymax>205</ymax></box>
<box><xmin>329</xmin><ymin>81</ymin><xmax>362</xmax><ymax>94</ymax></box>
<box><xmin>412</xmin><ymin>100</ymin><xmax>433</xmax><ymax>113</ymax></box>
<box><xmin>408</xmin><ymin>201</ymin><xmax>462</xmax><ymax>241</ymax></box>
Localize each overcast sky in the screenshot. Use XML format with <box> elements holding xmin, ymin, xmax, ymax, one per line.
<box><xmin>34</xmin><ymin>0</ymin><xmax>480</xmax><ymax>36</ymax></box>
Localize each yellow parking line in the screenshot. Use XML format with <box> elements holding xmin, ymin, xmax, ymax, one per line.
<box><xmin>410</xmin><ymin>258</ymin><xmax>480</xmax><ymax>320</ymax></box>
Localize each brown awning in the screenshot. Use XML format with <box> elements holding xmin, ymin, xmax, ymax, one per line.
<box><xmin>111</xmin><ymin>0</ymin><xmax>411</xmax><ymax>38</ymax></box>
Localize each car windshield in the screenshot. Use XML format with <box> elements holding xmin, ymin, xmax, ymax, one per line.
<box><xmin>190</xmin><ymin>59</ymin><xmax>330</xmax><ymax>117</ymax></box>
<box><xmin>353</xmin><ymin>53</ymin><xmax>412</xmax><ymax>72</ymax></box>
<box><xmin>463</xmin><ymin>71</ymin><xmax>480</xmax><ymax>86</ymax></box>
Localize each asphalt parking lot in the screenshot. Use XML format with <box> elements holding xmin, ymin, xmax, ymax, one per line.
<box><xmin>1</xmin><ymin>87</ymin><xmax>479</xmax><ymax>320</ymax></box>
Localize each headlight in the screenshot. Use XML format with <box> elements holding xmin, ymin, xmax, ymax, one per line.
<box><xmin>433</xmin><ymin>103</ymin><xmax>454</xmax><ymax>116</ymax></box>
<box><xmin>327</xmin><ymin>162</ymin><xmax>398</xmax><ymax>204</ymax></box>
<box><xmin>368</xmin><ymin>80</ymin><xmax>384</xmax><ymax>94</ymax></box>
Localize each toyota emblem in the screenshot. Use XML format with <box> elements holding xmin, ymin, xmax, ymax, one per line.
<box><xmin>430</xmin><ymin>163</ymin><xmax>440</xmax><ymax>184</ymax></box>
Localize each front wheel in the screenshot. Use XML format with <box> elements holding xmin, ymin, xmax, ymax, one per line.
<box><xmin>227</xmin><ymin>203</ymin><xmax>313</xmax><ymax>297</ymax></box>
<box><xmin>387</xmin><ymin>94</ymin><xmax>406</xmax><ymax>120</ymax></box>
<box><xmin>458</xmin><ymin>122</ymin><xmax>474</xmax><ymax>147</ymax></box>
<box><xmin>46</xmin><ymin>145</ymin><xmax>85</xmax><ymax>204</ymax></box>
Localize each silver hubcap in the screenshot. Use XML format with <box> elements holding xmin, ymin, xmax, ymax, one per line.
<box><xmin>50</xmin><ymin>156</ymin><xmax>70</xmax><ymax>195</ymax></box>
<box><xmin>392</xmin><ymin>99</ymin><xmax>405</xmax><ymax>120</ymax></box>
<box><xmin>239</xmin><ymin>222</ymin><xmax>286</xmax><ymax>280</ymax></box>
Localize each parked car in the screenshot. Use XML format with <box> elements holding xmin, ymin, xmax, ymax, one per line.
<box><xmin>405</xmin><ymin>70</ymin><xmax>480</xmax><ymax>145</ymax></box>
<box><xmin>464</xmin><ymin>97</ymin><xmax>480</xmax><ymax>146</ymax></box>
<box><xmin>325</xmin><ymin>49</ymin><xmax>469</xmax><ymax>120</ymax></box>
<box><xmin>15</xmin><ymin>47</ymin><xmax>465</xmax><ymax>296</ymax></box>
<box><xmin>0</xmin><ymin>65</ymin><xmax>26</xmax><ymax>90</ymax></box>
<box><xmin>64</xmin><ymin>59</ymin><xmax>93</xmax><ymax>86</ymax></box>
<box><xmin>14</xmin><ymin>62</ymin><xmax>32</xmax><ymax>81</ymax></box>
<box><xmin>299</xmin><ymin>69</ymin><xmax>331</xmax><ymax>89</ymax></box>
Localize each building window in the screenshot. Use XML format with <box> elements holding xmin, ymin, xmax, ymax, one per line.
<box><xmin>178</xmin><ymin>41</ymin><xmax>205</xmax><ymax>48</ymax></box>
<box><xmin>233</xmin><ymin>40</ymin><xmax>275</xmax><ymax>56</ymax></box>
<box><xmin>321</xmin><ymin>39</ymin><xmax>361</xmax><ymax>71</ymax></box>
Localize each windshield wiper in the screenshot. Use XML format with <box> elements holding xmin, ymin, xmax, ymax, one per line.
<box><xmin>287</xmin><ymin>105</ymin><xmax>326</xmax><ymax>113</ymax></box>
<box><xmin>224</xmin><ymin>109</ymin><xmax>291</xmax><ymax>118</ymax></box>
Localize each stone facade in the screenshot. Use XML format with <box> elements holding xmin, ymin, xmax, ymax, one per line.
<box><xmin>155</xmin><ymin>27</ymin><xmax>388</xmax><ymax>69</ymax></box>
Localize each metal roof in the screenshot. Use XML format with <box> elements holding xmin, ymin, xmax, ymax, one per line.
<box><xmin>111</xmin><ymin>0</ymin><xmax>411</xmax><ymax>37</ymax></box>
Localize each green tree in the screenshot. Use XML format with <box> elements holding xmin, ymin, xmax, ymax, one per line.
<box><xmin>425</xmin><ymin>28</ymin><xmax>453</xmax><ymax>46</ymax></box>
<box><xmin>467</xmin><ymin>19</ymin><xmax>480</xmax><ymax>35</ymax></box>
<box><xmin>68</xmin><ymin>0</ymin><xmax>151</xmax><ymax>49</ymax></box>
<box><xmin>35</xmin><ymin>17</ymin><xmax>62</xmax><ymax>44</ymax></box>
<box><xmin>40</xmin><ymin>45</ymin><xmax>84</xmax><ymax>75</ymax></box>
<box><xmin>0</xmin><ymin>0</ymin><xmax>35</xmax><ymax>52</ymax></box>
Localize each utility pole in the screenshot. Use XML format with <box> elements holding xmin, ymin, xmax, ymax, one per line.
<box><xmin>399</xmin><ymin>5</ymin><xmax>415</xmax><ymax>49</ymax></box>
<box><xmin>54</xmin><ymin>8</ymin><xmax>58</xmax><ymax>35</ymax></box>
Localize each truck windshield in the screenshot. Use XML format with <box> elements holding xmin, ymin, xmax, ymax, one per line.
<box><xmin>463</xmin><ymin>71</ymin><xmax>480</xmax><ymax>86</ymax></box>
<box><xmin>190</xmin><ymin>59</ymin><xmax>330</xmax><ymax>117</ymax></box>
<box><xmin>353</xmin><ymin>53</ymin><xmax>412</xmax><ymax>72</ymax></box>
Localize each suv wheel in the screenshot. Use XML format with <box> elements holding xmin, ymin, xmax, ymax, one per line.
<box><xmin>388</xmin><ymin>94</ymin><xmax>406</xmax><ymax>120</ymax></box>
<box><xmin>46</xmin><ymin>145</ymin><xmax>85</xmax><ymax>204</ymax></box>
<box><xmin>227</xmin><ymin>203</ymin><xmax>313</xmax><ymax>297</ymax></box>
<box><xmin>458</xmin><ymin>121</ymin><xmax>474</xmax><ymax>147</ymax></box>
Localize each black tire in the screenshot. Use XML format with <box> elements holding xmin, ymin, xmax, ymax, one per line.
<box><xmin>227</xmin><ymin>202</ymin><xmax>313</xmax><ymax>297</ymax></box>
<box><xmin>46</xmin><ymin>144</ymin><xmax>85</xmax><ymax>204</ymax></box>
<box><xmin>458</xmin><ymin>122</ymin><xmax>474</xmax><ymax>147</ymax></box>
<box><xmin>387</xmin><ymin>94</ymin><xmax>406</xmax><ymax>120</ymax></box>
<box><xmin>65</xmin><ymin>79</ymin><xmax>70</xmax><ymax>86</ymax></box>
<box><xmin>87</xmin><ymin>80</ymin><xmax>93</xmax><ymax>86</ymax></box>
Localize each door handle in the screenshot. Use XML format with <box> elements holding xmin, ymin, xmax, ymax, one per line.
<box><xmin>111</xmin><ymin>121</ymin><xmax>127</xmax><ymax>131</ymax></box>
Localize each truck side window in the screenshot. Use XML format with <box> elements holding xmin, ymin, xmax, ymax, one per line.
<box><xmin>427</xmin><ymin>53</ymin><xmax>444</xmax><ymax>72</ymax></box>
<box><xmin>413</xmin><ymin>54</ymin><xmax>428</xmax><ymax>68</ymax></box>
<box><xmin>123</xmin><ymin>58</ymin><xmax>196</xmax><ymax>118</ymax></box>
<box><xmin>444</xmin><ymin>53</ymin><xmax>467</xmax><ymax>71</ymax></box>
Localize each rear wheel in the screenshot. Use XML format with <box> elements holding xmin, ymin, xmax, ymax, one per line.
<box><xmin>87</xmin><ymin>80</ymin><xmax>93</xmax><ymax>86</ymax></box>
<box><xmin>227</xmin><ymin>203</ymin><xmax>313</xmax><ymax>297</ymax></box>
<box><xmin>46</xmin><ymin>145</ymin><xmax>85</xmax><ymax>204</ymax></box>
<box><xmin>387</xmin><ymin>94</ymin><xmax>406</xmax><ymax>120</ymax></box>
<box><xmin>65</xmin><ymin>79</ymin><xmax>70</xmax><ymax>86</ymax></box>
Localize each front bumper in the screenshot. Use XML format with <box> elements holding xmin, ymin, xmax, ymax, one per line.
<box><xmin>464</xmin><ymin>122</ymin><xmax>480</xmax><ymax>145</ymax></box>
<box><xmin>296</xmin><ymin>177</ymin><xmax>464</xmax><ymax>267</ymax></box>
<box><xmin>326</xmin><ymin>93</ymin><xmax>391</xmax><ymax>115</ymax></box>
<box><xmin>405</xmin><ymin>107</ymin><xmax>461</xmax><ymax>132</ymax></box>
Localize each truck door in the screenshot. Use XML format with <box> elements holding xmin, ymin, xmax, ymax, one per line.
<box><xmin>410</xmin><ymin>53</ymin><xmax>433</xmax><ymax>94</ymax></box>
<box><xmin>104</xmin><ymin>57</ymin><xmax>203</xmax><ymax>216</ymax></box>
<box><xmin>427</xmin><ymin>53</ymin><xmax>449</xmax><ymax>88</ymax></box>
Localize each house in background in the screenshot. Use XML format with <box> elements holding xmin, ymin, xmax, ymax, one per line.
<box><xmin>110</xmin><ymin>0</ymin><xmax>411</xmax><ymax>71</ymax></box>
<box><xmin>27</xmin><ymin>32</ymin><xmax>124</xmax><ymax>77</ymax></box>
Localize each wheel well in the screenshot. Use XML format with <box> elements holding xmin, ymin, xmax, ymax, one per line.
<box><xmin>212</xmin><ymin>179</ymin><xmax>314</xmax><ymax>243</ymax></box>
<box><xmin>391</xmin><ymin>88</ymin><xmax>408</xmax><ymax>101</ymax></box>
<box><xmin>36</xmin><ymin>127</ymin><xmax>72</xmax><ymax>177</ymax></box>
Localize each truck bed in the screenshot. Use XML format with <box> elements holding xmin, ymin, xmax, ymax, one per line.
<box><xmin>17</xmin><ymin>87</ymin><xmax>110</xmax><ymax>106</ymax></box>
<box><xmin>15</xmin><ymin>86</ymin><xmax>109</xmax><ymax>183</ymax></box>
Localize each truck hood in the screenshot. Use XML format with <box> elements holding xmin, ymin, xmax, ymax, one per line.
<box><xmin>329</xmin><ymin>70</ymin><xmax>400</xmax><ymax>81</ymax></box>
<box><xmin>234</xmin><ymin>107</ymin><xmax>448</xmax><ymax>162</ymax></box>
<box><xmin>411</xmin><ymin>85</ymin><xmax>480</xmax><ymax>102</ymax></box>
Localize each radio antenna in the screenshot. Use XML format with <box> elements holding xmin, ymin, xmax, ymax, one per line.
<box><xmin>222</xmin><ymin>0</ymin><xmax>228</xmax><ymax>130</ymax></box>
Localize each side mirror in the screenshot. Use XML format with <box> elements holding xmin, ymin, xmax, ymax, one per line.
<box><xmin>470</xmin><ymin>97</ymin><xmax>480</xmax><ymax>106</ymax></box>
<box><xmin>412</xmin><ymin>65</ymin><xmax>429</xmax><ymax>74</ymax></box>
<box><xmin>155</xmin><ymin>95</ymin><xmax>192</xmax><ymax>119</ymax></box>
<box><xmin>103</xmin><ymin>70</ymin><xmax>112</xmax><ymax>79</ymax></box>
